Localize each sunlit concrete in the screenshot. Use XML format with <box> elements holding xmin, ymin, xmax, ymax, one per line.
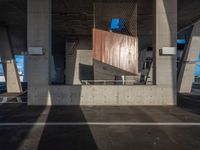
<box><xmin>152</xmin><ymin>0</ymin><xmax>177</xmax><ymax>104</ymax></box>
<box><xmin>65</xmin><ymin>50</ymin><xmax>93</xmax><ymax>85</ymax></box>
<box><xmin>27</xmin><ymin>85</ymin><xmax>175</xmax><ymax>106</ymax></box>
<box><xmin>0</xmin><ymin>27</ymin><xmax>22</xmax><ymax>93</ymax></box>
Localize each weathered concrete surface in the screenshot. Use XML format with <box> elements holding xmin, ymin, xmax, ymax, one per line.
<box><xmin>93</xmin><ymin>60</ymin><xmax>140</xmax><ymax>81</ymax></box>
<box><xmin>178</xmin><ymin>21</ymin><xmax>200</xmax><ymax>93</ymax></box>
<box><xmin>0</xmin><ymin>27</ymin><xmax>22</xmax><ymax>93</ymax></box>
<box><xmin>28</xmin><ymin>85</ymin><xmax>176</xmax><ymax>106</ymax></box>
<box><xmin>0</xmin><ymin>100</ymin><xmax>200</xmax><ymax>150</ymax></box>
<box><xmin>153</xmin><ymin>0</ymin><xmax>177</xmax><ymax>104</ymax></box>
<box><xmin>66</xmin><ymin>50</ymin><xmax>93</xmax><ymax>85</ymax></box>
<box><xmin>27</xmin><ymin>0</ymin><xmax>51</xmax><ymax>105</ymax></box>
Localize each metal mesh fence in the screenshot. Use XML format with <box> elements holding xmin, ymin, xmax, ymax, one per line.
<box><xmin>94</xmin><ymin>0</ymin><xmax>137</xmax><ymax>36</ymax></box>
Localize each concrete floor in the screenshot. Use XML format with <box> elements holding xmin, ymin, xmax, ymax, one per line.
<box><xmin>0</xmin><ymin>95</ymin><xmax>200</xmax><ymax>150</ymax></box>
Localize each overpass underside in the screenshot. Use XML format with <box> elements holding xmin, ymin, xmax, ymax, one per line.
<box><xmin>2</xmin><ymin>0</ymin><xmax>195</xmax><ymax>106</ymax></box>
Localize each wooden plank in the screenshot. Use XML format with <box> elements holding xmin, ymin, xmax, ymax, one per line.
<box><xmin>93</xmin><ymin>28</ymin><xmax>138</xmax><ymax>74</ymax></box>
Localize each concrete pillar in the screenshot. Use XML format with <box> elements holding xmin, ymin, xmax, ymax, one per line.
<box><xmin>27</xmin><ymin>0</ymin><xmax>51</xmax><ymax>105</ymax></box>
<box><xmin>0</xmin><ymin>27</ymin><xmax>22</xmax><ymax>93</ymax></box>
<box><xmin>153</xmin><ymin>0</ymin><xmax>177</xmax><ymax>103</ymax></box>
<box><xmin>65</xmin><ymin>50</ymin><xmax>93</xmax><ymax>85</ymax></box>
<box><xmin>178</xmin><ymin>21</ymin><xmax>200</xmax><ymax>93</ymax></box>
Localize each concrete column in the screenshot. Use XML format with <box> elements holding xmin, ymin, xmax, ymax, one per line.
<box><xmin>27</xmin><ymin>0</ymin><xmax>51</xmax><ymax>105</ymax></box>
<box><xmin>178</xmin><ymin>21</ymin><xmax>200</xmax><ymax>93</ymax></box>
<box><xmin>0</xmin><ymin>27</ymin><xmax>22</xmax><ymax>93</ymax></box>
<box><xmin>65</xmin><ymin>50</ymin><xmax>93</xmax><ymax>85</ymax></box>
<box><xmin>153</xmin><ymin>0</ymin><xmax>177</xmax><ymax>103</ymax></box>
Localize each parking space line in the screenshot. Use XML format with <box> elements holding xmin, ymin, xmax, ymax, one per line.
<box><xmin>0</xmin><ymin>102</ymin><xmax>27</xmax><ymax>104</ymax></box>
<box><xmin>0</xmin><ymin>122</ymin><xmax>200</xmax><ymax>126</ymax></box>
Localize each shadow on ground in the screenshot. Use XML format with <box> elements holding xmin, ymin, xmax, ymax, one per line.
<box><xmin>37</xmin><ymin>106</ymin><xmax>98</xmax><ymax>150</ymax></box>
<box><xmin>0</xmin><ymin>104</ymin><xmax>98</xmax><ymax>150</ymax></box>
<box><xmin>178</xmin><ymin>93</ymin><xmax>200</xmax><ymax>115</ymax></box>
<box><xmin>0</xmin><ymin>94</ymin><xmax>200</xmax><ymax>149</ymax></box>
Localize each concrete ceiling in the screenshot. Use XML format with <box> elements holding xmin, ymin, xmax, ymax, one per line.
<box><xmin>52</xmin><ymin>0</ymin><xmax>93</xmax><ymax>35</ymax></box>
<box><xmin>0</xmin><ymin>0</ymin><xmax>200</xmax><ymax>52</ymax></box>
<box><xmin>178</xmin><ymin>0</ymin><xmax>200</xmax><ymax>30</ymax></box>
<box><xmin>0</xmin><ymin>0</ymin><xmax>27</xmax><ymax>53</ymax></box>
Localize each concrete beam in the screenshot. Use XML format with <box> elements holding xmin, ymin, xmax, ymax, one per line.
<box><xmin>178</xmin><ymin>21</ymin><xmax>200</xmax><ymax>93</ymax></box>
<box><xmin>0</xmin><ymin>27</ymin><xmax>22</xmax><ymax>93</ymax></box>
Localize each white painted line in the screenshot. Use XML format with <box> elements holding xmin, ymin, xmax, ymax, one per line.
<box><xmin>0</xmin><ymin>122</ymin><xmax>200</xmax><ymax>126</ymax></box>
<box><xmin>0</xmin><ymin>102</ymin><xmax>27</xmax><ymax>104</ymax></box>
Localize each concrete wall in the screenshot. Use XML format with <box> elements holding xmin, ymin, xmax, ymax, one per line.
<box><xmin>94</xmin><ymin>60</ymin><xmax>119</xmax><ymax>81</ymax></box>
<box><xmin>152</xmin><ymin>0</ymin><xmax>177</xmax><ymax>103</ymax></box>
<box><xmin>28</xmin><ymin>85</ymin><xmax>175</xmax><ymax>105</ymax></box>
<box><xmin>66</xmin><ymin>50</ymin><xmax>93</xmax><ymax>85</ymax></box>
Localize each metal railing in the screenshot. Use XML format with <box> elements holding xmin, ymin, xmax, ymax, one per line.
<box><xmin>81</xmin><ymin>80</ymin><xmax>141</xmax><ymax>85</ymax></box>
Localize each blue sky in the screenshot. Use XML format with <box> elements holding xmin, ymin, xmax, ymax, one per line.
<box><xmin>15</xmin><ymin>55</ymin><xmax>24</xmax><ymax>73</ymax></box>
<box><xmin>0</xmin><ymin>55</ymin><xmax>24</xmax><ymax>75</ymax></box>
<box><xmin>195</xmin><ymin>52</ymin><xmax>200</xmax><ymax>76</ymax></box>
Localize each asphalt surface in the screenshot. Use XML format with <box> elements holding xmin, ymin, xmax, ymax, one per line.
<box><xmin>0</xmin><ymin>94</ymin><xmax>200</xmax><ymax>150</ymax></box>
